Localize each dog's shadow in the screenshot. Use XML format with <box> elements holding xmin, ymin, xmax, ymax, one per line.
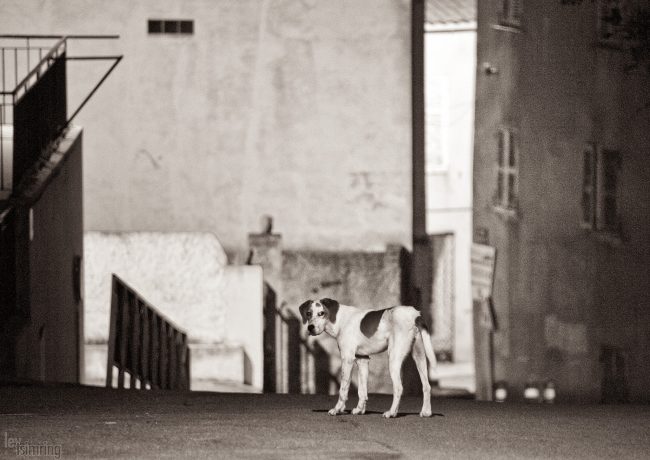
<box><xmin>312</xmin><ymin>409</ymin><xmax>444</xmax><ymax>418</ymax></box>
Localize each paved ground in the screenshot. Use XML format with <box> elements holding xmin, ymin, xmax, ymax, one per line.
<box><xmin>0</xmin><ymin>384</ymin><xmax>648</xmax><ymax>459</ymax></box>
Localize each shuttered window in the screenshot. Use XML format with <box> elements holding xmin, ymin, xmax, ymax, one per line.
<box><xmin>581</xmin><ymin>145</ymin><xmax>622</xmax><ymax>233</ymax></box>
<box><xmin>499</xmin><ymin>0</ymin><xmax>523</xmax><ymax>28</ymax></box>
<box><xmin>496</xmin><ymin>128</ymin><xmax>518</xmax><ymax>211</ymax></box>
<box><xmin>581</xmin><ymin>145</ymin><xmax>597</xmax><ymax>227</ymax></box>
<box><xmin>598</xmin><ymin>149</ymin><xmax>622</xmax><ymax>232</ymax></box>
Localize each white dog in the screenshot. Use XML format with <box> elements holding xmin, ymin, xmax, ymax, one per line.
<box><xmin>299</xmin><ymin>298</ymin><xmax>437</xmax><ymax>418</ymax></box>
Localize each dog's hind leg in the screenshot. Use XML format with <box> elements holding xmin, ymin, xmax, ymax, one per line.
<box><xmin>352</xmin><ymin>357</ymin><xmax>369</xmax><ymax>415</ymax></box>
<box><xmin>383</xmin><ymin>335</ymin><xmax>413</xmax><ymax>418</ymax></box>
<box><xmin>412</xmin><ymin>334</ymin><xmax>432</xmax><ymax>417</ymax></box>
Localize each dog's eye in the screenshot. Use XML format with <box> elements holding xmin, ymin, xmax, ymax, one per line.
<box><xmin>318</xmin><ymin>311</ymin><xmax>325</xmax><ymax>317</ymax></box>
<box><xmin>306</xmin><ymin>311</ymin><xmax>312</xmax><ymax>317</ymax></box>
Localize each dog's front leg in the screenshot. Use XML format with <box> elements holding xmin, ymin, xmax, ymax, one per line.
<box><xmin>352</xmin><ymin>357</ymin><xmax>369</xmax><ymax>415</ymax></box>
<box><xmin>329</xmin><ymin>357</ymin><xmax>354</xmax><ymax>416</ymax></box>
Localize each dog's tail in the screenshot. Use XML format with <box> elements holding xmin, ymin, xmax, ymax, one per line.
<box><xmin>415</xmin><ymin>315</ymin><xmax>438</xmax><ymax>385</ymax></box>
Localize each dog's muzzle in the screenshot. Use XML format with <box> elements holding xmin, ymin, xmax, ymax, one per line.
<box><xmin>308</xmin><ymin>324</ymin><xmax>315</xmax><ymax>335</ymax></box>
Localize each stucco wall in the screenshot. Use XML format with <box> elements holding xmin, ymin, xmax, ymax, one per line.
<box><xmin>84</xmin><ymin>232</ymin><xmax>229</xmax><ymax>344</ymax></box>
<box><xmin>0</xmin><ymin>0</ymin><xmax>413</xmax><ymax>253</ymax></box>
<box><xmin>281</xmin><ymin>245</ymin><xmax>408</xmax><ymax>313</ymax></box>
<box><xmin>473</xmin><ymin>1</ymin><xmax>650</xmax><ymax>401</ymax></box>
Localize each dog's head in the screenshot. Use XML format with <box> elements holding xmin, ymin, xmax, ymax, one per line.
<box><xmin>298</xmin><ymin>298</ymin><xmax>340</xmax><ymax>336</ymax></box>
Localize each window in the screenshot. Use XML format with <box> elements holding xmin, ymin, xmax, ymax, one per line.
<box><xmin>499</xmin><ymin>0</ymin><xmax>523</xmax><ymax>28</ymax></box>
<box><xmin>581</xmin><ymin>144</ymin><xmax>597</xmax><ymax>226</ymax></box>
<box><xmin>582</xmin><ymin>145</ymin><xmax>622</xmax><ymax>233</ymax></box>
<box><xmin>148</xmin><ymin>20</ymin><xmax>194</xmax><ymax>35</ymax></box>
<box><xmin>495</xmin><ymin>128</ymin><xmax>518</xmax><ymax>211</ymax></box>
<box><xmin>598</xmin><ymin>149</ymin><xmax>622</xmax><ymax>232</ymax></box>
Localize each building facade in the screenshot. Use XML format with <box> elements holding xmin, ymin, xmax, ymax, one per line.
<box><xmin>1</xmin><ymin>0</ymin><xmax>422</xmax><ymax>392</ymax></box>
<box><xmin>473</xmin><ymin>0</ymin><xmax>650</xmax><ymax>401</ymax></box>
<box><xmin>1</xmin><ymin>0</ymin><xmax>414</xmax><ymax>255</ymax></box>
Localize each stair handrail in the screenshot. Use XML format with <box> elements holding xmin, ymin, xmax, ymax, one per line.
<box><xmin>106</xmin><ymin>274</ymin><xmax>191</xmax><ymax>391</ymax></box>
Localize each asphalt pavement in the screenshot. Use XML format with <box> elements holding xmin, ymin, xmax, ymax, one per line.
<box><xmin>0</xmin><ymin>384</ymin><xmax>648</xmax><ymax>459</ymax></box>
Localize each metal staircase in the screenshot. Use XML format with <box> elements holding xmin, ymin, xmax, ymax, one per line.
<box><xmin>0</xmin><ymin>34</ymin><xmax>121</xmax><ymax>200</ymax></box>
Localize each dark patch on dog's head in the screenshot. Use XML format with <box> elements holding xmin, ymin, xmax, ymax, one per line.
<box><xmin>298</xmin><ymin>300</ymin><xmax>312</xmax><ymax>324</ymax></box>
<box><xmin>319</xmin><ymin>298</ymin><xmax>339</xmax><ymax>323</ymax></box>
<box><xmin>360</xmin><ymin>308</ymin><xmax>389</xmax><ymax>338</ymax></box>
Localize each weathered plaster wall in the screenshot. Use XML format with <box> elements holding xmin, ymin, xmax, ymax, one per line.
<box><xmin>281</xmin><ymin>245</ymin><xmax>408</xmax><ymax>313</ymax></box>
<box><xmin>84</xmin><ymin>232</ymin><xmax>229</xmax><ymax>344</ymax></box>
<box><xmin>474</xmin><ymin>1</ymin><xmax>650</xmax><ymax>401</ymax></box>
<box><xmin>0</xmin><ymin>0</ymin><xmax>413</xmax><ymax>253</ymax></box>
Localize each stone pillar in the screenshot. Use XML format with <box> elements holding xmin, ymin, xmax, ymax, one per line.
<box><xmin>248</xmin><ymin>215</ymin><xmax>285</xmax><ymax>392</ymax></box>
<box><xmin>248</xmin><ymin>225</ymin><xmax>283</xmax><ymax>296</ymax></box>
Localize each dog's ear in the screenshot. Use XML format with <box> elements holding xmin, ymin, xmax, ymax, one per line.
<box><xmin>320</xmin><ymin>298</ymin><xmax>339</xmax><ymax>323</ymax></box>
<box><xmin>298</xmin><ymin>300</ymin><xmax>311</xmax><ymax>324</ymax></box>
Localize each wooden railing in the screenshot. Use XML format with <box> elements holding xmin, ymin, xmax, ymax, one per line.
<box><xmin>106</xmin><ymin>274</ymin><xmax>190</xmax><ymax>390</ymax></box>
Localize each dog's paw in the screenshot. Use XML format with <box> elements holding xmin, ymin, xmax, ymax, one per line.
<box><xmin>352</xmin><ymin>407</ymin><xmax>366</xmax><ymax>415</ymax></box>
<box><xmin>419</xmin><ymin>410</ymin><xmax>432</xmax><ymax>418</ymax></box>
<box><xmin>382</xmin><ymin>411</ymin><xmax>397</xmax><ymax>419</ymax></box>
<box><xmin>328</xmin><ymin>407</ymin><xmax>343</xmax><ymax>416</ymax></box>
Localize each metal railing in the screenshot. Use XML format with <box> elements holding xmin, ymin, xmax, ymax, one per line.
<box><xmin>0</xmin><ymin>35</ymin><xmax>121</xmax><ymax>199</ymax></box>
<box><xmin>1</xmin><ymin>36</ymin><xmax>67</xmax><ymax>198</ymax></box>
<box><xmin>106</xmin><ymin>274</ymin><xmax>190</xmax><ymax>390</ymax></box>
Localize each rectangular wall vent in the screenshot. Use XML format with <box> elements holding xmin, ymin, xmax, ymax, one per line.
<box><xmin>148</xmin><ymin>20</ymin><xmax>194</xmax><ymax>35</ymax></box>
